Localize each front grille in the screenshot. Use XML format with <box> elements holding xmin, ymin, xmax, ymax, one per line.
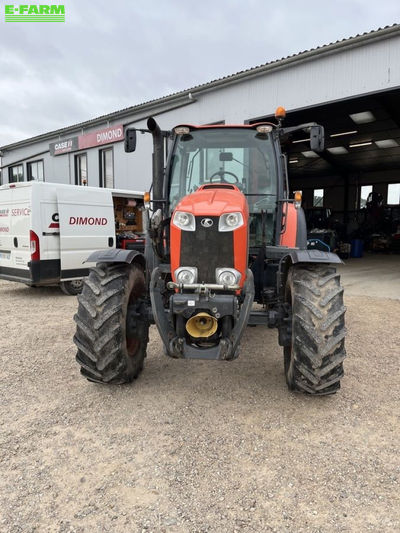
<box><xmin>180</xmin><ymin>216</ymin><xmax>234</xmax><ymax>283</ymax></box>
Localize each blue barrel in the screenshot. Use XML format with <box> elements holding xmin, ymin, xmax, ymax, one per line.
<box><xmin>351</xmin><ymin>239</ymin><xmax>364</xmax><ymax>258</ymax></box>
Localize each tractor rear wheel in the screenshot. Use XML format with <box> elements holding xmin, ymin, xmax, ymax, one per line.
<box><xmin>284</xmin><ymin>264</ymin><xmax>346</xmax><ymax>395</ymax></box>
<box><xmin>74</xmin><ymin>262</ymin><xmax>149</xmax><ymax>384</ymax></box>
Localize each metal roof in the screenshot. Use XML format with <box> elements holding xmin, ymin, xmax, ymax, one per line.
<box><xmin>1</xmin><ymin>24</ymin><xmax>399</xmax><ymax>152</ymax></box>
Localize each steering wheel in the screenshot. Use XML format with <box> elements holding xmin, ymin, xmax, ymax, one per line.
<box><xmin>210</xmin><ymin>170</ymin><xmax>239</xmax><ymax>184</ymax></box>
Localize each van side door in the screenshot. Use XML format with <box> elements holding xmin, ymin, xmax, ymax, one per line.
<box><xmin>57</xmin><ymin>187</ymin><xmax>116</xmax><ymax>280</ymax></box>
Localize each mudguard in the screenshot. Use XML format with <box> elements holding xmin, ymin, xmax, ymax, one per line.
<box><xmin>85</xmin><ymin>248</ymin><xmax>145</xmax><ymax>268</ymax></box>
<box><xmin>288</xmin><ymin>249</ymin><xmax>343</xmax><ymax>264</ymax></box>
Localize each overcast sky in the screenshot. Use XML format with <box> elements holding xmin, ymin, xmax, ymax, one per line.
<box><xmin>0</xmin><ymin>0</ymin><xmax>399</xmax><ymax>146</ymax></box>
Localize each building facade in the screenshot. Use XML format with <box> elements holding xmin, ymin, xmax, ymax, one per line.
<box><xmin>1</xmin><ymin>25</ymin><xmax>400</xmax><ymax>206</ymax></box>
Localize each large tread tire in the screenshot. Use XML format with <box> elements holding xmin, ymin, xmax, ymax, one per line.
<box><xmin>284</xmin><ymin>264</ymin><xmax>346</xmax><ymax>395</ymax></box>
<box><xmin>73</xmin><ymin>263</ymin><xmax>149</xmax><ymax>384</ymax></box>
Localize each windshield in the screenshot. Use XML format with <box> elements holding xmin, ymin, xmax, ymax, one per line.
<box><xmin>168</xmin><ymin>127</ymin><xmax>278</xmax><ymax>245</ymax></box>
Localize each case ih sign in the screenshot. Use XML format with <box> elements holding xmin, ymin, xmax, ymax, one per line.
<box><xmin>50</xmin><ymin>124</ymin><xmax>124</xmax><ymax>156</ymax></box>
<box><xmin>49</xmin><ymin>136</ymin><xmax>79</xmax><ymax>156</ymax></box>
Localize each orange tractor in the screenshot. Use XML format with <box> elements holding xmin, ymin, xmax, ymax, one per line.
<box><xmin>74</xmin><ymin>108</ymin><xmax>346</xmax><ymax>395</ymax></box>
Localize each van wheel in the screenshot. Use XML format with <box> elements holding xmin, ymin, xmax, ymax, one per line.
<box><xmin>73</xmin><ymin>263</ymin><xmax>149</xmax><ymax>384</ymax></box>
<box><xmin>60</xmin><ymin>280</ymin><xmax>83</xmax><ymax>296</ymax></box>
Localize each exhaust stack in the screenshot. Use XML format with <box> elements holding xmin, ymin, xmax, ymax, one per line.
<box><xmin>147</xmin><ymin>117</ymin><xmax>164</xmax><ymax>211</ymax></box>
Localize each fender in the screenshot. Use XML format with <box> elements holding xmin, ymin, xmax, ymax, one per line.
<box><xmin>280</xmin><ymin>204</ymin><xmax>307</xmax><ymax>249</ymax></box>
<box><xmin>265</xmin><ymin>245</ymin><xmax>343</xmax><ymax>264</ymax></box>
<box><xmin>288</xmin><ymin>249</ymin><xmax>343</xmax><ymax>264</ymax></box>
<box><xmin>275</xmin><ymin>248</ymin><xmax>342</xmax><ymax>299</ymax></box>
<box><xmin>85</xmin><ymin>248</ymin><xmax>145</xmax><ymax>268</ymax></box>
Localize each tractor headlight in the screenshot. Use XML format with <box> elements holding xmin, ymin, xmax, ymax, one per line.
<box><xmin>175</xmin><ymin>267</ymin><xmax>198</xmax><ymax>284</ymax></box>
<box><xmin>216</xmin><ymin>268</ymin><xmax>241</xmax><ymax>286</ymax></box>
<box><xmin>219</xmin><ymin>212</ymin><xmax>244</xmax><ymax>232</ymax></box>
<box><xmin>172</xmin><ymin>211</ymin><xmax>195</xmax><ymax>231</ymax></box>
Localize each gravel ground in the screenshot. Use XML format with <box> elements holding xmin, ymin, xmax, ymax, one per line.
<box><xmin>0</xmin><ymin>279</ymin><xmax>399</xmax><ymax>533</ymax></box>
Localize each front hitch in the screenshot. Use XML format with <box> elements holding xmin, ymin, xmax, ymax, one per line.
<box><xmin>150</xmin><ymin>267</ymin><xmax>255</xmax><ymax>360</ymax></box>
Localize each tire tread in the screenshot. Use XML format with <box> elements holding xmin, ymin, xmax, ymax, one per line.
<box><xmin>74</xmin><ymin>263</ymin><xmax>148</xmax><ymax>384</ymax></box>
<box><xmin>286</xmin><ymin>264</ymin><xmax>347</xmax><ymax>395</ymax></box>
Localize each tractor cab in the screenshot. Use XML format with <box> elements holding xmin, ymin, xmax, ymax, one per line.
<box><xmin>167</xmin><ymin>124</ymin><xmax>279</xmax><ymax>248</ymax></box>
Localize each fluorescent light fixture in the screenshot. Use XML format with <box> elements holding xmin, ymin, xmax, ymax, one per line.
<box><xmin>349</xmin><ymin>111</ymin><xmax>375</xmax><ymax>124</ymax></box>
<box><xmin>289</xmin><ymin>159</ymin><xmax>299</xmax><ymax>164</ymax></box>
<box><xmin>292</xmin><ymin>138</ymin><xmax>310</xmax><ymax>144</ymax></box>
<box><xmin>327</xmin><ymin>146</ymin><xmax>348</xmax><ymax>154</ymax></box>
<box><xmin>301</xmin><ymin>151</ymin><xmax>319</xmax><ymax>158</ymax></box>
<box><xmin>330</xmin><ymin>130</ymin><xmax>358</xmax><ymax>138</ymax></box>
<box><xmin>349</xmin><ymin>141</ymin><xmax>373</xmax><ymax>148</ymax></box>
<box><xmin>375</xmin><ymin>139</ymin><xmax>398</xmax><ymax>148</ymax></box>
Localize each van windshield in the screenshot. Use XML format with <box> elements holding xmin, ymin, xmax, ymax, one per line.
<box><xmin>168</xmin><ymin>127</ymin><xmax>278</xmax><ymax>245</ymax></box>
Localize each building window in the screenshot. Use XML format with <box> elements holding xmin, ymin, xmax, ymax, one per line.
<box><xmin>100</xmin><ymin>148</ymin><xmax>114</xmax><ymax>188</ymax></box>
<box><xmin>8</xmin><ymin>164</ymin><xmax>24</xmax><ymax>183</ymax></box>
<box><xmin>75</xmin><ymin>153</ymin><xmax>88</xmax><ymax>185</ymax></box>
<box><xmin>360</xmin><ymin>185</ymin><xmax>373</xmax><ymax>208</ymax></box>
<box><xmin>387</xmin><ymin>183</ymin><xmax>400</xmax><ymax>205</ymax></box>
<box><xmin>27</xmin><ymin>160</ymin><xmax>44</xmax><ymax>181</ymax></box>
<box><xmin>313</xmin><ymin>188</ymin><xmax>324</xmax><ymax>207</ymax></box>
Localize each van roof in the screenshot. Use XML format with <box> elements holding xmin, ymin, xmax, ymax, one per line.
<box><xmin>0</xmin><ymin>181</ymin><xmax>144</xmax><ymax>198</ymax></box>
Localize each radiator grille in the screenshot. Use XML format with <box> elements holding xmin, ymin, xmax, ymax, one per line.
<box><xmin>180</xmin><ymin>216</ymin><xmax>234</xmax><ymax>283</ymax></box>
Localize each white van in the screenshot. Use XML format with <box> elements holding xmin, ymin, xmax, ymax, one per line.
<box><xmin>0</xmin><ymin>182</ymin><xmax>144</xmax><ymax>294</ymax></box>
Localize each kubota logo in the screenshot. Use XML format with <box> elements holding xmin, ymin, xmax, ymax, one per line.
<box><xmin>69</xmin><ymin>216</ymin><xmax>108</xmax><ymax>226</ymax></box>
<box><xmin>201</xmin><ymin>218</ymin><xmax>213</xmax><ymax>228</ymax></box>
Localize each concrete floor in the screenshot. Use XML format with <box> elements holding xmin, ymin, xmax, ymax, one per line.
<box><xmin>337</xmin><ymin>253</ymin><xmax>400</xmax><ymax>299</ymax></box>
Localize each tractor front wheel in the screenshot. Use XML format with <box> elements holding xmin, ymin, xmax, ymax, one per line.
<box><xmin>284</xmin><ymin>264</ymin><xmax>346</xmax><ymax>395</ymax></box>
<box><xmin>74</xmin><ymin>262</ymin><xmax>149</xmax><ymax>384</ymax></box>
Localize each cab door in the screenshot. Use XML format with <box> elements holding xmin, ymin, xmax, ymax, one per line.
<box><xmin>57</xmin><ymin>187</ymin><xmax>115</xmax><ymax>280</ymax></box>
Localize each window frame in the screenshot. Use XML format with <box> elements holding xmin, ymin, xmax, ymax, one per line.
<box><xmin>313</xmin><ymin>188</ymin><xmax>324</xmax><ymax>207</ymax></box>
<box><xmin>75</xmin><ymin>152</ymin><xmax>88</xmax><ymax>186</ymax></box>
<box><xmin>387</xmin><ymin>183</ymin><xmax>400</xmax><ymax>205</ymax></box>
<box><xmin>27</xmin><ymin>159</ymin><xmax>44</xmax><ymax>182</ymax></box>
<box><xmin>99</xmin><ymin>147</ymin><xmax>114</xmax><ymax>188</ymax></box>
<box><xmin>8</xmin><ymin>164</ymin><xmax>24</xmax><ymax>183</ymax></box>
<box><xmin>359</xmin><ymin>184</ymin><xmax>373</xmax><ymax>209</ymax></box>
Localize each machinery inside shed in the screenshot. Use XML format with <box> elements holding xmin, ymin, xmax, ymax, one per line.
<box><xmin>257</xmin><ymin>87</ymin><xmax>400</xmax><ymax>260</ymax></box>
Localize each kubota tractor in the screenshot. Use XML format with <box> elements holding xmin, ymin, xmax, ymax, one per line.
<box><xmin>74</xmin><ymin>108</ymin><xmax>346</xmax><ymax>395</ymax></box>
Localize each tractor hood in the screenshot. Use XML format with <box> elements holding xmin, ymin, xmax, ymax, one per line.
<box><xmin>175</xmin><ymin>184</ymin><xmax>248</xmax><ymax>217</ymax></box>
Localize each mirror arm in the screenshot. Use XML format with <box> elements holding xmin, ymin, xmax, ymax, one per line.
<box><xmin>279</xmin><ymin>122</ymin><xmax>318</xmax><ymax>136</ymax></box>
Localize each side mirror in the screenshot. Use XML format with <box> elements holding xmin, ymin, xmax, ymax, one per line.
<box><xmin>310</xmin><ymin>125</ymin><xmax>324</xmax><ymax>152</ymax></box>
<box><xmin>124</xmin><ymin>128</ymin><xmax>137</xmax><ymax>153</ymax></box>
